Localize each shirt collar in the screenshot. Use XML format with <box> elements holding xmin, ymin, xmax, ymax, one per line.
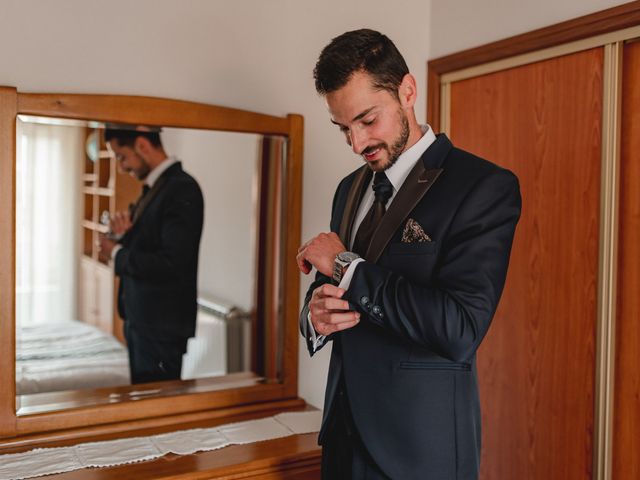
<box><xmin>384</xmin><ymin>124</ymin><xmax>436</xmax><ymax>192</ymax></box>
<box><xmin>145</xmin><ymin>156</ymin><xmax>178</xmax><ymax>187</ymax></box>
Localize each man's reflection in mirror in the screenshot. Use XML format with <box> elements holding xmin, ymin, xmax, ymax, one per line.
<box><xmin>98</xmin><ymin>126</ymin><xmax>204</xmax><ymax>384</ymax></box>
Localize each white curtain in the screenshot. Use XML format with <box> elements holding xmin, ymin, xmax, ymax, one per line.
<box><xmin>16</xmin><ymin>120</ymin><xmax>83</xmax><ymax>326</ymax></box>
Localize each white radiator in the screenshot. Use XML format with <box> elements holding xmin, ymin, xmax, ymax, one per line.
<box><xmin>181</xmin><ymin>297</ymin><xmax>251</xmax><ymax>380</ymax></box>
<box><xmin>181</xmin><ymin>308</ymin><xmax>227</xmax><ymax>379</ymax></box>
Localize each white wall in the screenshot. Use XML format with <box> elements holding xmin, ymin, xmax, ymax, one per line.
<box><xmin>430</xmin><ymin>0</ymin><xmax>630</xmax><ymax>59</ymax></box>
<box><xmin>162</xmin><ymin>128</ymin><xmax>259</xmax><ymax>312</ymax></box>
<box><xmin>0</xmin><ymin>0</ymin><xmax>431</xmax><ymax>408</ymax></box>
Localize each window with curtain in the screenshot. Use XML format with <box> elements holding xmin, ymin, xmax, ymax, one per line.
<box><xmin>16</xmin><ymin>119</ymin><xmax>83</xmax><ymax>326</ymax></box>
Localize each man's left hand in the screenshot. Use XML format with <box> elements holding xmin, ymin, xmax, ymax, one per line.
<box><xmin>296</xmin><ymin>232</ymin><xmax>346</xmax><ymax>277</ymax></box>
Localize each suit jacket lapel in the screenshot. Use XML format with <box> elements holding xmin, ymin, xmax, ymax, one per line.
<box><xmin>365</xmin><ymin>165</ymin><xmax>442</xmax><ymax>262</ymax></box>
<box><xmin>132</xmin><ymin>162</ymin><xmax>181</xmax><ymax>224</ymax></box>
<box><xmin>365</xmin><ymin>134</ymin><xmax>452</xmax><ymax>263</ymax></box>
<box><xmin>338</xmin><ymin>165</ymin><xmax>372</xmax><ymax>246</ymax></box>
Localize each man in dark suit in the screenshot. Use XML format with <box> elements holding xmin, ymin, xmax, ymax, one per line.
<box><xmin>99</xmin><ymin>127</ymin><xmax>204</xmax><ymax>385</ymax></box>
<box><xmin>296</xmin><ymin>30</ymin><xmax>521</xmax><ymax>479</ymax></box>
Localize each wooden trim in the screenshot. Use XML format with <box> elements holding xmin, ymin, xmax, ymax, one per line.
<box><xmin>17</xmin><ymin>93</ymin><xmax>291</xmax><ymax>135</ymax></box>
<box><xmin>253</xmin><ymin>139</ymin><xmax>269</xmax><ymax>375</ymax></box>
<box><xmin>0</xmin><ymin>87</ymin><xmax>17</xmax><ymax>437</ymax></box>
<box><xmin>3</xmin><ymin>399</ymin><xmax>307</xmax><ymax>452</ymax></box>
<box><xmin>426</xmin><ymin>0</ymin><xmax>640</xmax><ymax>126</ymax></box>
<box><xmin>1</xmin><ymin>88</ymin><xmax>305</xmax><ymax>445</ymax></box>
<box><xmin>428</xmin><ymin>1</ymin><xmax>640</xmax><ymax>76</ymax></box>
<box><xmin>426</xmin><ymin>67</ymin><xmax>441</xmax><ymax>133</ymax></box>
<box><xmin>594</xmin><ymin>40</ymin><xmax>623</xmax><ymax>480</ymax></box>
<box><xmin>440</xmin><ymin>25</ymin><xmax>640</xmax><ymax>85</ymax></box>
<box><xmin>613</xmin><ymin>40</ymin><xmax>640</xmax><ymax>480</ymax></box>
<box><xmin>439</xmin><ymin>83</ymin><xmax>450</xmax><ymax>136</ymax></box>
<box><xmin>270</xmin><ymin>137</ymin><xmax>284</xmax><ymax>383</ymax></box>
<box><xmin>283</xmin><ymin>114</ymin><xmax>304</xmax><ymax>394</ymax></box>
<box><xmin>254</xmin><ymin>135</ymin><xmax>285</xmax><ymax>381</ymax></box>
<box><xmin>15</xmin><ymin>384</ymin><xmax>292</xmax><ymax>437</ymax></box>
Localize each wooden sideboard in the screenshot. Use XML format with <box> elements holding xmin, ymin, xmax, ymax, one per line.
<box><xmin>0</xmin><ymin>410</ymin><xmax>322</xmax><ymax>480</ymax></box>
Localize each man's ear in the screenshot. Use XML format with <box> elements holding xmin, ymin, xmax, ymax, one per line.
<box><xmin>133</xmin><ymin>136</ymin><xmax>151</xmax><ymax>155</ymax></box>
<box><xmin>398</xmin><ymin>73</ymin><xmax>417</xmax><ymax>109</ymax></box>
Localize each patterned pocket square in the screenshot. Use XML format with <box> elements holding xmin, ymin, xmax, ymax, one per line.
<box><xmin>401</xmin><ymin>218</ymin><xmax>432</xmax><ymax>243</ymax></box>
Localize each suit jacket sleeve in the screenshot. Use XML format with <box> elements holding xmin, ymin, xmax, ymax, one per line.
<box><xmin>114</xmin><ymin>180</ymin><xmax>203</xmax><ymax>281</ymax></box>
<box><xmin>343</xmin><ymin>169</ymin><xmax>521</xmax><ymax>363</ymax></box>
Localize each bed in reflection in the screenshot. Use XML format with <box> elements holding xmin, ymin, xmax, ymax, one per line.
<box><xmin>16</xmin><ymin>298</ymin><xmax>252</xmax><ymax>396</ymax></box>
<box><xmin>16</xmin><ymin>320</ymin><xmax>130</xmax><ymax>395</ymax></box>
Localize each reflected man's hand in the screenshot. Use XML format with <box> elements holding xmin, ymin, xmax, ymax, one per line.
<box><xmin>98</xmin><ymin>234</ymin><xmax>117</xmax><ymax>263</ymax></box>
<box><xmin>110</xmin><ymin>211</ymin><xmax>132</xmax><ymax>236</ymax></box>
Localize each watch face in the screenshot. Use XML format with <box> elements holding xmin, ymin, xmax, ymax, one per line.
<box><xmin>338</xmin><ymin>251</ymin><xmax>360</xmax><ymax>263</ymax></box>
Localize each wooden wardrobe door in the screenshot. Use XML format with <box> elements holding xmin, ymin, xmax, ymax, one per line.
<box><xmin>614</xmin><ymin>40</ymin><xmax>640</xmax><ymax>480</ymax></box>
<box><xmin>449</xmin><ymin>48</ymin><xmax>603</xmax><ymax>479</ymax></box>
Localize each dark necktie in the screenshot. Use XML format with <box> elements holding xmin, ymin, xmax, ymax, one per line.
<box><xmin>352</xmin><ymin>172</ymin><xmax>394</xmax><ymax>257</ymax></box>
<box><xmin>130</xmin><ymin>184</ymin><xmax>151</xmax><ymax>222</ymax></box>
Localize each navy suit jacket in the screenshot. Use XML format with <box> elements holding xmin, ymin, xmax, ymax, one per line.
<box><xmin>300</xmin><ymin>134</ymin><xmax>521</xmax><ymax>479</ymax></box>
<box><xmin>116</xmin><ymin>162</ymin><xmax>204</xmax><ymax>341</ymax></box>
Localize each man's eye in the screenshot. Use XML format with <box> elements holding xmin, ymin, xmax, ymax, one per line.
<box><xmin>339</xmin><ymin>127</ymin><xmax>349</xmax><ymax>134</ymax></box>
<box><xmin>363</xmin><ymin>118</ymin><xmax>376</xmax><ymax>126</ymax></box>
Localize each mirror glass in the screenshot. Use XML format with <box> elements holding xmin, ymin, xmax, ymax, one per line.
<box><xmin>15</xmin><ymin>115</ymin><xmax>286</xmax><ymax>410</ymax></box>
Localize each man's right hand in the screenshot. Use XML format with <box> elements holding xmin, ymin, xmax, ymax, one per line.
<box><xmin>309</xmin><ymin>283</ymin><xmax>360</xmax><ymax>335</ymax></box>
<box><xmin>110</xmin><ymin>211</ymin><xmax>132</xmax><ymax>236</ymax></box>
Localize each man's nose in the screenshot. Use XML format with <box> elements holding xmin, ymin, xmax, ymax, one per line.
<box><xmin>117</xmin><ymin>160</ymin><xmax>129</xmax><ymax>172</ymax></box>
<box><xmin>350</xmin><ymin>129</ymin><xmax>368</xmax><ymax>155</ymax></box>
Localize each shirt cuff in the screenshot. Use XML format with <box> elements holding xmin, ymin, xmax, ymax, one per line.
<box><xmin>307</xmin><ymin>311</ymin><xmax>326</xmax><ymax>352</ymax></box>
<box><xmin>307</xmin><ymin>258</ymin><xmax>364</xmax><ymax>352</ymax></box>
<box><xmin>338</xmin><ymin>258</ymin><xmax>365</xmax><ymax>290</ymax></box>
<box><xmin>111</xmin><ymin>244</ymin><xmax>123</xmax><ymax>261</ymax></box>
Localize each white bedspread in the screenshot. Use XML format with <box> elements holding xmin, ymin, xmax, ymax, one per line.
<box><xmin>16</xmin><ymin>321</ymin><xmax>130</xmax><ymax>395</ymax></box>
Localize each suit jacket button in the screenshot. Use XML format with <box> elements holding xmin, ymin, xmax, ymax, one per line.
<box><xmin>372</xmin><ymin>305</ymin><xmax>382</xmax><ymax>316</ymax></box>
<box><xmin>360</xmin><ymin>296</ymin><xmax>370</xmax><ymax>306</ymax></box>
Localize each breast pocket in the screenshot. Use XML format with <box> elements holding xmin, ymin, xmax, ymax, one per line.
<box><xmin>387</xmin><ymin>241</ymin><xmax>437</xmax><ymax>256</ymax></box>
<box><xmin>382</xmin><ymin>242</ymin><xmax>438</xmax><ymax>284</ymax></box>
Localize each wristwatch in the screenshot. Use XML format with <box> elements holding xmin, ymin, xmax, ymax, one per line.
<box><xmin>332</xmin><ymin>251</ymin><xmax>361</xmax><ymax>284</ymax></box>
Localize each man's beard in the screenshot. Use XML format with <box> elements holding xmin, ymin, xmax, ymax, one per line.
<box><xmin>386</xmin><ymin>111</ymin><xmax>410</xmax><ymax>169</ymax></box>
<box><xmin>133</xmin><ymin>152</ymin><xmax>151</xmax><ymax>181</ymax></box>
<box><xmin>363</xmin><ymin>110</ymin><xmax>410</xmax><ymax>171</ymax></box>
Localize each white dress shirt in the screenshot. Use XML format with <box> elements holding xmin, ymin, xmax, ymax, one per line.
<box><xmin>309</xmin><ymin>125</ymin><xmax>437</xmax><ymax>350</ymax></box>
<box><xmin>145</xmin><ymin>155</ymin><xmax>178</xmax><ymax>188</ymax></box>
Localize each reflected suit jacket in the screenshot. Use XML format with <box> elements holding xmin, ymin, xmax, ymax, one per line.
<box><xmin>116</xmin><ymin>162</ymin><xmax>204</xmax><ymax>341</ymax></box>
<box><xmin>300</xmin><ymin>134</ymin><xmax>521</xmax><ymax>479</ymax></box>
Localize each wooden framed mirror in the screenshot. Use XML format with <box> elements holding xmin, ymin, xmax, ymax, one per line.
<box><xmin>0</xmin><ymin>87</ymin><xmax>304</xmax><ymax>446</ymax></box>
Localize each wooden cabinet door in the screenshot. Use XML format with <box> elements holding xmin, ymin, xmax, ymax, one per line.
<box><xmin>613</xmin><ymin>39</ymin><xmax>640</xmax><ymax>480</ymax></box>
<box><xmin>448</xmin><ymin>48</ymin><xmax>604</xmax><ymax>479</ymax></box>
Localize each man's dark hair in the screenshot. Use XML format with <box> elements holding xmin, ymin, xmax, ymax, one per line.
<box><xmin>314</xmin><ymin>29</ymin><xmax>409</xmax><ymax>98</ymax></box>
<box><xmin>104</xmin><ymin>126</ymin><xmax>162</xmax><ymax>148</ymax></box>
